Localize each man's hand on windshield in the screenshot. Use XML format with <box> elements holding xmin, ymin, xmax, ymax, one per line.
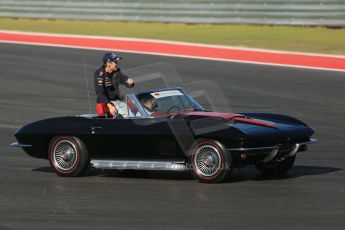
<box><xmin>107</xmin><ymin>103</ymin><xmax>117</xmax><ymax>117</ymax></box>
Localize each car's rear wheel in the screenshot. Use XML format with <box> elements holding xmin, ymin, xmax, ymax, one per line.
<box><xmin>48</xmin><ymin>136</ymin><xmax>89</xmax><ymax>177</ymax></box>
<box><xmin>255</xmin><ymin>155</ymin><xmax>296</xmax><ymax>177</ymax></box>
<box><xmin>190</xmin><ymin>139</ymin><xmax>232</xmax><ymax>183</ymax></box>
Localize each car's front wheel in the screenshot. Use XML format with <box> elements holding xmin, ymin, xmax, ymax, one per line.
<box><xmin>189</xmin><ymin>139</ymin><xmax>232</xmax><ymax>183</ymax></box>
<box><xmin>255</xmin><ymin>155</ymin><xmax>296</xmax><ymax>177</ymax></box>
<box><xmin>48</xmin><ymin>136</ymin><xmax>89</xmax><ymax>177</ymax></box>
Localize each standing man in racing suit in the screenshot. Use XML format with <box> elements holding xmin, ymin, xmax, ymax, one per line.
<box><xmin>94</xmin><ymin>52</ymin><xmax>134</xmax><ymax>117</ymax></box>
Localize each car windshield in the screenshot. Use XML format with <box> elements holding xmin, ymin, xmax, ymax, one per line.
<box><xmin>136</xmin><ymin>89</ymin><xmax>205</xmax><ymax>115</ymax></box>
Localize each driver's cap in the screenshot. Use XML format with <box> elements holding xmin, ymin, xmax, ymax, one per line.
<box><xmin>103</xmin><ymin>52</ymin><xmax>122</xmax><ymax>63</ymax></box>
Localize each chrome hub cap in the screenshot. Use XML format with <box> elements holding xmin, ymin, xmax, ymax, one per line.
<box><xmin>53</xmin><ymin>140</ymin><xmax>78</xmax><ymax>171</ymax></box>
<box><xmin>194</xmin><ymin>145</ymin><xmax>222</xmax><ymax>177</ymax></box>
<box><xmin>61</xmin><ymin>149</ymin><xmax>73</xmax><ymax>162</ymax></box>
<box><xmin>203</xmin><ymin>155</ymin><xmax>214</xmax><ymax>166</ymax></box>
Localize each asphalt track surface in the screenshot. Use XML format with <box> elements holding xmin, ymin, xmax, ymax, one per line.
<box><xmin>1</xmin><ymin>43</ymin><xmax>345</xmax><ymax>230</ymax></box>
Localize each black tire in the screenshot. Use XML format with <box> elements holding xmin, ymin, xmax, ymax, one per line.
<box><xmin>48</xmin><ymin>136</ymin><xmax>89</xmax><ymax>177</ymax></box>
<box><xmin>189</xmin><ymin>139</ymin><xmax>232</xmax><ymax>183</ymax></box>
<box><xmin>255</xmin><ymin>155</ymin><xmax>296</xmax><ymax>177</ymax></box>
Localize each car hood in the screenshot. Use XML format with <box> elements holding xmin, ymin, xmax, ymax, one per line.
<box><xmin>182</xmin><ymin>111</ymin><xmax>277</xmax><ymax>129</ymax></box>
<box><xmin>181</xmin><ymin>111</ymin><xmax>314</xmax><ymax>144</ymax></box>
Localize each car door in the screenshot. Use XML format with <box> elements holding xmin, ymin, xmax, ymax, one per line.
<box><xmin>88</xmin><ymin>117</ymin><xmax>153</xmax><ymax>159</ymax></box>
<box><xmin>139</xmin><ymin>115</ymin><xmax>193</xmax><ymax>160</ymax></box>
<box><xmin>88</xmin><ymin>115</ymin><xmax>191</xmax><ymax>160</ymax></box>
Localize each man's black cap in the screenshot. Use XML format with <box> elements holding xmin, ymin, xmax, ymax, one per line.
<box><xmin>103</xmin><ymin>52</ymin><xmax>122</xmax><ymax>64</ymax></box>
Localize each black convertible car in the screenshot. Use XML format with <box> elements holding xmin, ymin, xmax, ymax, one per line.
<box><xmin>11</xmin><ymin>87</ymin><xmax>316</xmax><ymax>183</ymax></box>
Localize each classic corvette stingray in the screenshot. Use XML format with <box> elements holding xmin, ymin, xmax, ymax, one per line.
<box><xmin>11</xmin><ymin>87</ymin><xmax>316</xmax><ymax>183</ymax></box>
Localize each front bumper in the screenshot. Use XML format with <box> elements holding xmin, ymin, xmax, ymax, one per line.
<box><xmin>228</xmin><ymin>139</ymin><xmax>317</xmax><ymax>164</ymax></box>
<box><xmin>10</xmin><ymin>142</ymin><xmax>32</xmax><ymax>148</ymax></box>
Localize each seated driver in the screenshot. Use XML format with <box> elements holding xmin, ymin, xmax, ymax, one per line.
<box><xmin>139</xmin><ymin>94</ymin><xmax>158</xmax><ymax>116</ymax></box>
